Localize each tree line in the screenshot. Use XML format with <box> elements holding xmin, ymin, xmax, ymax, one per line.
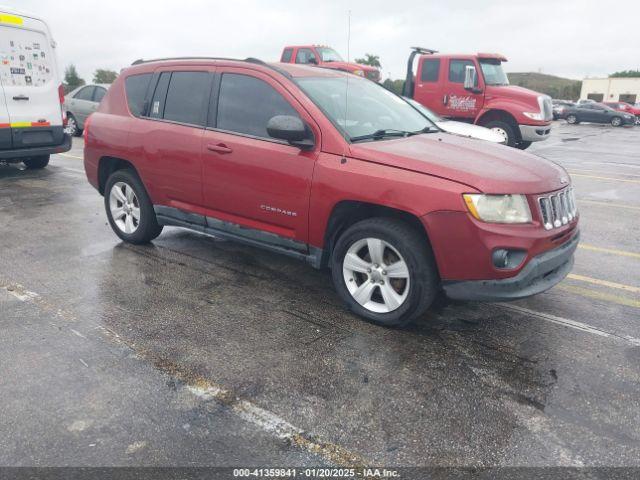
<box><xmin>63</xmin><ymin>64</ymin><xmax>118</xmax><ymax>93</ymax></box>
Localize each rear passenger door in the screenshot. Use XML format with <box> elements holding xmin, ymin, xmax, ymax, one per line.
<box><xmin>141</xmin><ymin>68</ymin><xmax>214</xmax><ymax>207</ymax></box>
<box><xmin>201</xmin><ymin>68</ymin><xmax>318</xmax><ymax>244</ymax></box>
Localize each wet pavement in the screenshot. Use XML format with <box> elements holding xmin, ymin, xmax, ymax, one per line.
<box><xmin>0</xmin><ymin>122</ymin><xmax>639</xmax><ymax>468</ymax></box>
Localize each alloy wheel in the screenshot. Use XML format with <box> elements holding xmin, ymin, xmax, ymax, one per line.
<box><xmin>65</xmin><ymin>117</ymin><xmax>77</xmax><ymax>136</ymax></box>
<box><xmin>109</xmin><ymin>182</ymin><xmax>140</xmax><ymax>234</ymax></box>
<box><xmin>342</xmin><ymin>237</ymin><xmax>410</xmax><ymax>313</ymax></box>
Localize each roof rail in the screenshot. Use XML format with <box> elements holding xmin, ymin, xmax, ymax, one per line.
<box><xmin>409</xmin><ymin>46</ymin><xmax>438</xmax><ymax>55</ymax></box>
<box><xmin>129</xmin><ymin>56</ymin><xmax>293</xmax><ymax>79</ymax></box>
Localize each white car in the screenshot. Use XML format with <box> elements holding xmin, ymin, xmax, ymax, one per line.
<box><xmin>0</xmin><ymin>7</ymin><xmax>70</xmax><ymax>169</ymax></box>
<box><xmin>404</xmin><ymin>97</ymin><xmax>505</xmax><ymax>144</ymax></box>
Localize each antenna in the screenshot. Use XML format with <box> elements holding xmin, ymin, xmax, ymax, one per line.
<box><xmin>343</xmin><ymin>10</ymin><xmax>351</xmax><ymax>147</ymax></box>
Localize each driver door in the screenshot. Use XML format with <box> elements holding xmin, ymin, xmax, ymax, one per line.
<box><xmin>441</xmin><ymin>58</ymin><xmax>484</xmax><ymax>120</ymax></box>
<box><xmin>201</xmin><ymin>68</ymin><xmax>319</xmax><ymax>243</ymax></box>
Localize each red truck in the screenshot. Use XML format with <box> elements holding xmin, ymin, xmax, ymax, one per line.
<box><xmin>280</xmin><ymin>45</ymin><xmax>380</xmax><ymax>82</ymax></box>
<box><xmin>84</xmin><ymin>57</ymin><xmax>578</xmax><ymax>327</ymax></box>
<box><xmin>403</xmin><ymin>47</ymin><xmax>553</xmax><ymax>149</ymax></box>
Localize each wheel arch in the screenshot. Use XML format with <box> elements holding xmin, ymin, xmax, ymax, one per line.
<box><xmin>98</xmin><ymin>156</ymin><xmax>138</xmax><ymax>195</ymax></box>
<box><xmin>320</xmin><ymin>200</ymin><xmax>436</xmax><ymax>270</ymax></box>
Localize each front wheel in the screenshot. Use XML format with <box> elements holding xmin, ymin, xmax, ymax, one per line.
<box><xmin>23</xmin><ymin>155</ymin><xmax>49</xmax><ymax>169</ymax></box>
<box><xmin>104</xmin><ymin>169</ymin><xmax>163</xmax><ymax>244</ymax></box>
<box><xmin>566</xmin><ymin>114</ymin><xmax>579</xmax><ymax>125</ymax></box>
<box><xmin>330</xmin><ymin>218</ymin><xmax>438</xmax><ymax>327</ymax></box>
<box><xmin>610</xmin><ymin>116</ymin><xmax>622</xmax><ymax>127</ymax></box>
<box><xmin>482</xmin><ymin>120</ymin><xmax>517</xmax><ymax>147</ymax></box>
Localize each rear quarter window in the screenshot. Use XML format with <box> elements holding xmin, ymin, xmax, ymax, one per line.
<box><xmin>281</xmin><ymin>48</ymin><xmax>293</xmax><ymax>63</ymax></box>
<box><xmin>124</xmin><ymin>73</ymin><xmax>152</xmax><ymax>117</ymax></box>
<box><xmin>420</xmin><ymin>59</ymin><xmax>440</xmax><ymax>82</ymax></box>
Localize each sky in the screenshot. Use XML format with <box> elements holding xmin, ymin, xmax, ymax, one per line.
<box><xmin>4</xmin><ymin>0</ymin><xmax>640</xmax><ymax>82</ymax></box>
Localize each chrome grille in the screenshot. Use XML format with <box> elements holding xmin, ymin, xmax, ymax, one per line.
<box><xmin>541</xmin><ymin>96</ymin><xmax>553</xmax><ymax>121</ymax></box>
<box><xmin>538</xmin><ymin>187</ymin><xmax>577</xmax><ymax>230</ymax></box>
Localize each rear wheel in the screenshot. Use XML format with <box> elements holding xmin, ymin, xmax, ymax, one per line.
<box><xmin>610</xmin><ymin>116</ymin><xmax>622</xmax><ymax>127</ymax></box>
<box><xmin>566</xmin><ymin>114</ymin><xmax>579</xmax><ymax>125</ymax></box>
<box><xmin>104</xmin><ymin>169</ymin><xmax>163</xmax><ymax>244</ymax></box>
<box><xmin>482</xmin><ymin>120</ymin><xmax>517</xmax><ymax>147</ymax></box>
<box><xmin>330</xmin><ymin>218</ymin><xmax>438</xmax><ymax>327</ymax></box>
<box><xmin>23</xmin><ymin>155</ymin><xmax>49</xmax><ymax>169</ymax></box>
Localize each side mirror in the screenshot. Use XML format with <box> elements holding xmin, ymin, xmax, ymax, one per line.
<box><xmin>464</xmin><ymin>65</ymin><xmax>479</xmax><ymax>91</ymax></box>
<box><xmin>267</xmin><ymin>115</ymin><xmax>314</xmax><ymax>150</ymax></box>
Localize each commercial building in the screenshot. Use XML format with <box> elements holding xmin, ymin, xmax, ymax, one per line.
<box><xmin>580</xmin><ymin>77</ymin><xmax>640</xmax><ymax>104</ymax></box>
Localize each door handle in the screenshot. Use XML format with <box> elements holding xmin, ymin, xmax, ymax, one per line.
<box><xmin>13</xmin><ymin>95</ymin><xmax>29</xmax><ymax>101</ymax></box>
<box><xmin>206</xmin><ymin>143</ymin><xmax>233</xmax><ymax>154</ymax></box>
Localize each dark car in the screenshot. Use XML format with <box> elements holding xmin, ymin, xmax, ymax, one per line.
<box><xmin>562</xmin><ymin>103</ymin><xmax>636</xmax><ymax>127</ymax></box>
<box><xmin>552</xmin><ymin>100</ymin><xmax>575</xmax><ymax>120</ymax></box>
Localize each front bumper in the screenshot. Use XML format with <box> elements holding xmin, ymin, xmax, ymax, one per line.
<box><xmin>519</xmin><ymin>124</ymin><xmax>552</xmax><ymax>142</ymax></box>
<box><xmin>0</xmin><ymin>134</ymin><xmax>72</xmax><ymax>161</ymax></box>
<box><xmin>442</xmin><ymin>230</ymin><xmax>579</xmax><ymax>302</ymax></box>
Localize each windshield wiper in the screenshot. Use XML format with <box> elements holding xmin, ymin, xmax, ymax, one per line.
<box><xmin>351</xmin><ymin>129</ymin><xmax>413</xmax><ymax>142</ymax></box>
<box><xmin>409</xmin><ymin>125</ymin><xmax>439</xmax><ymax>135</ymax></box>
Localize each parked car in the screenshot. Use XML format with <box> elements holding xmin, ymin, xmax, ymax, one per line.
<box><xmin>404</xmin><ymin>97</ymin><xmax>505</xmax><ymax>143</ymax></box>
<box><xmin>63</xmin><ymin>83</ymin><xmax>110</xmax><ymax>136</ymax></box>
<box><xmin>0</xmin><ymin>7</ymin><xmax>71</xmax><ymax>169</ymax></box>
<box><xmin>402</xmin><ymin>47</ymin><xmax>552</xmax><ymax>149</ymax></box>
<box><xmin>280</xmin><ymin>45</ymin><xmax>380</xmax><ymax>82</ymax></box>
<box><xmin>562</xmin><ymin>103</ymin><xmax>636</xmax><ymax>126</ymax></box>
<box><xmin>84</xmin><ymin>58</ymin><xmax>579</xmax><ymax>327</ymax></box>
<box><xmin>603</xmin><ymin>102</ymin><xmax>640</xmax><ymax>125</ymax></box>
<box><xmin>552</xmin><ymin>100</ymin><xmax>575</xmax><ymax>120</ymax></box>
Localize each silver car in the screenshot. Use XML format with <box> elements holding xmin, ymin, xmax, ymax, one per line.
<box><xmin>63</xmin><ymin>83</ymin><xmax>110</xmax><ymax>136</ymax></box>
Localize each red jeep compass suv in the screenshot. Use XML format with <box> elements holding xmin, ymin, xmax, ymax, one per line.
<box><xmin>84</xmin><ymin>57</ymin><xmax>579</xmax><ymax>326</ymax></box>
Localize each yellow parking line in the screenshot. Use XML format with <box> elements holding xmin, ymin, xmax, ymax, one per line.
<box><xmin>570</xmin><ymin>173</ymin><xmax>640</xmax><ymax>184</ymax></box>
<box><xmin>59</xmin><ymin>153</ymin><xmax>83</xmax><ymax>160</ymax></box>
<box><xmin>578</xmin><ymin>200</ymin><xmax>640</xmax><ymax>211</ymax></box>
<box><xmin>568</xmin><ymin>169</ymin><xmax>640</xmax><ymax>178</ymax></box>
<box><xmin>579</xmin><ymin>244</ymin><xmax>640</xmax><ymax>259</ymax></box>
<box><xmin>567</xmin><ymin>274</ymin><xmax>640</xmax><ymax>294</ymax></box>
<box><xmin>558</xmin><ymin>284</ymin><xmax>640</xmax><ymax>309</ymax></box>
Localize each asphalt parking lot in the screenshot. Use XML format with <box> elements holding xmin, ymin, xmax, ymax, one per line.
<box><xmin>1</xmin><ymin>121</ymin><xmax>639</xmax><ymax>469</ymax></box>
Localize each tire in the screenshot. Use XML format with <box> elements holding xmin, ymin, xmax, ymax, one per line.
<box><xmin>516</xmin><ymin>141</ymin><xmax>532</xmax><ymax>150</ymax></box>
<box><xmin>104</xmin><ymin>169</ymin><xmax>163</xmax><ymax>244</ymax></box>
<box><xmin>65</xmin><ymin>114</ymin><xmax>82</xmax><ymax>137</ymax></box>
<box><xmin>566</xmin><ymin>114</ymin><xmax>579</xmax><ymax>125</ymax></box>
<box><xmin>330</xmin><ymin>217</ymin><xmax>438</xmax><ymax>327</ymax></box>
<box><xmin>23</xmin><ymin>155</ymin><xmax>49</xmax><ymax>169</ymax></box>
<box><xmin>610</xmin><ymin>116</ymin><xmax>622</xmax><ymax>127</ymax></box>
<box><xmin>482</xmin><ymin>120</ymin><xmax>517</xmax><ymax>147</ymax></box>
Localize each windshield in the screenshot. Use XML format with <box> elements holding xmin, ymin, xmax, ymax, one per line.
<box><xmin>297</xmin><ymin>76</ymin><xmax>435</xmax><ymax>141</ymax></box>
<box><xmin>316</xmin><ymin>47</ymin><xmax>344</xmax><ymax>62</ymax></box>
<box><xmin>404</xmin><ymin>97</ymin><xmax>444</xmax><ymax>122</ymax></box>
<box><xmin>479</xmin><ymin>59</ymin><xmax>509</xmax><ymax>86</ymax></box>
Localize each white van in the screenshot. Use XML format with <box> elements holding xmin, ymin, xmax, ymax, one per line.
<box><xmin>0</xmin><ymin>7</ymin><xmax>70</xmax><ymax>169</ymax></box>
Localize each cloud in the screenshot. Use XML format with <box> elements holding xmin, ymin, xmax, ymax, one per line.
<box><xmin>5</xmin><ymin>0</ymin><xmax>640</xmax><ymax>81</ymax></box>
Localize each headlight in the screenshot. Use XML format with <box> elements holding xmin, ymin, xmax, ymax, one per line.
<box><xmin>523</xmin><ymin>111</ymin><xmax>545</xmax><ymax>121</ymax></box>
<box><xmin>353</xmin><ymin>69</ymin><xmax>364</xmax><ymax>77</ymax></box>
<box><xmin>463</xmin><ymin>194</ymin><xmax>532</xmax><ymax>223</ymax></box>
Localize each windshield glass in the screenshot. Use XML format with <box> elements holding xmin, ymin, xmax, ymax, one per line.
<box><xmin>316</xmin><ymin>47</ymin><xmax>344</xmax><ymax>62</ymax></box>
<box><xmin>404</xmin><ymin>97</ymin><xmax>444</xmax><ymax>122</ymax></box>
<box><xmin>297</xmin><ymin>76</ymin><xmax>434</xmax><ymax>141</ymax></box>
<box><xmin>479</xmin><ymin>59</ymin><xmax>509</xmax><ymax>86</ymax></box>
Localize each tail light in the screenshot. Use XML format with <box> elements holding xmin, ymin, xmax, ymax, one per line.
<box><xmin>83</xmin><ymin>113</ymin><xmax>92</xmax><ymax>142</ymax></box>
<box><xmin>59</xmin><ymin>84</ymin><xmax>67</xmax><ymax>126</ymax></box>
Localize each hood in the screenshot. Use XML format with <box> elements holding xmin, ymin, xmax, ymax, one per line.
<box><xmin>486</xmin><ymin>84</ymin><xmax>541</xmax><ymax>103</ymax></box>
<box><xmin>322</xmin><ymin>61</ymin><xmax>378</xmax><ymax>73</ymax></box>
<box><xmin>435</xmin><ymin>120</ymin><xmax>504</xmax><ymax>144</ymax></box>
<box><xmin>349</xmin><ymin>133</ymin><xmax>569</xmax><ymax>194</ymax></box>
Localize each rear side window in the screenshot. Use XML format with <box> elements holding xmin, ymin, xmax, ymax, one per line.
<box><xmin>215</xmin><ymin>73</ymin><xmax>300</xmax><ymax>139</ymax></box>
<box><xmin>448</xmin><ymin>59</ymin><xmax>475</xmax><ymax>83</ymax></box>
<box><xmin>281</xmin><ymin>48</ymin><xmax>293</xmax><ymax>62</ymax></box>
<box><xmin>295</xmin><ymin>48</ymin><xmax>317</xmax><ymax>64</ymax></box>
<box><xmin>93</xmin><ymin>87</ymin><xmax>107</xmax><ymax>103</ymax></box>
<box><xmin>74</xmin><ymin>86</ymin><xmax>95</xmax><ymax>101</ymax></box>
<box><xmin>163</xmin><ymin>72</ymin><xmax>210</xmax><ymax>126</ymax></box>
<box><xmin>125</xmin><ymin>73</ymin><xmax>152</xmax><ymax>117</ymax></box>
<box><xmin>420</xmin><ymin>59</ymin><xmax>440</xmax><ymax>82</ymax></box>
